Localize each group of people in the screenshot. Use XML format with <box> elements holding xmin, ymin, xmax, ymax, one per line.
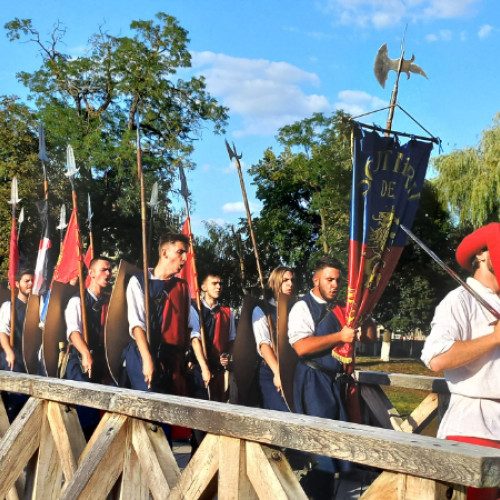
<box><xmin>1</xmin><ymin>223</ymin><xmax>500</xmax><ymax>499</ymax></box>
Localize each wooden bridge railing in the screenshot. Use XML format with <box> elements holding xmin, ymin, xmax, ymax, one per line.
<box><xmin>0</xmin><ymin>371</ymin><xmax>498</xmax><ymax>499</ymax></box>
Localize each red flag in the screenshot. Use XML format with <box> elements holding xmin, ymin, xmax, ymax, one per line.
<box><xmin>179</xmin><ymin>218</ymin><xmax>196</xmax><ymax>299</ymax></box>
<box><xmin>52</xmin><ymin>208</ymin><xmax>82</xmax><ymax>283</ymax></box>
<box><xmin>84</xmin><ymin>242</ymin><xmax>93</xmax><ymax>287</ymax></box>
<box><xmin>8</xmin><ymin>217</ymin><xmax>19</xmax><ymax>289</ymax></box>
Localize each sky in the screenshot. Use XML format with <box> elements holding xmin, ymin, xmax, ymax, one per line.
<box><xmin>1</xmin><ymin>0</ymin><xmax>499</xmax><ymax>236</ymax></box>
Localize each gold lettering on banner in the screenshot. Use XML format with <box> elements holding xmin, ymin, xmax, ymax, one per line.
<box><xmin>380</xmin><ymin>180</ymin><xmax>396</xmax><ymax>198</ymax></box>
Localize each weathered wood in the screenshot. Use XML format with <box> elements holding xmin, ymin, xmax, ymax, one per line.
<box><xmin>60</xmin><ymin>413</ymin><xmax>128</xmax><ymax>500</ymax></box>
<box><xmin>360</xmin><ymin>384</ymin><xmax>403</xmax><ymax>430</ymax></box>
<box><xmin>0</xmin><ymin>372</ymin><xmax>499</xmax><ymax>488</ymax></box>
<box><xmin>354</xmin><ymin>370</ymin><xmax>449</xmax><ymax>394</ymax></box>
<box><xmin>246</xmin><ymin>442</ymin><xmax>307</xmax><ymax>500</ymax></box>
<box><xmin>131</xmin><ymin>419</ymin><xmax>179</xmax><ymax>498</ymax></box>
<box><xmin>400</xmin><ymin>393</ymin><xmax>439</xmax><ymax>434</ymax></box>
<box><xmin>169</xmin><ymin>433</ymin><xmax>219</xmax><ymax>500</ymax></box>
<box><xmin>218</xmin><ymin>436</ymin><xmax>243</xmax><ymax>500</ymax></box>
<box><xmin>31</xmin><ymin>404</ymin><xmax>63</xmax><ymax>500</ymax></box>
<box><xmin>46</xmin><ymin>401</ymin><xmax>86</xmax><ymax>480</ymax></box>
<box><xmin>119</xmin><ymin>422</ymin><xmax>149</xmax><ymax>500</ymax></box>
<box><xmin>0</xmin><ymin>397</ymin><xmax>43</xmax><ymax>498</ymax></box>
<box><xmin>0</xmin><ymin>397</ymin><xmax>22</xmax><ymax>500</ymax></box>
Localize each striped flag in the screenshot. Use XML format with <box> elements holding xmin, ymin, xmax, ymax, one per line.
<box><xmin>33</xmin><ymin>199</ymin><xmax>52</xmax><ymax>295</ymax></box>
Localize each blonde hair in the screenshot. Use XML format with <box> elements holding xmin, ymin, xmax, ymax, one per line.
<box><xmin>267</xmin><ymin>266</ymin><xmax>293</xmax><ymax>300</ymax></box>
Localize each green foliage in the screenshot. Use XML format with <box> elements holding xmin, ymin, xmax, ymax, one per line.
<box><xmin>3</xmin><ymin>13</ymin><xmax>228</xmax><ymax>267</ymax></box>
<box><xmin>433</xmin><ymin>113</ymin><xmax>500</xmax><ymax>228</ymax></box>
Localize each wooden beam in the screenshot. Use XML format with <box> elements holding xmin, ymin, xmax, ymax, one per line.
<box><xmin>0</xmin><ymin>396</ymin><xmax>22</xmax><ymax>500</ymax></box>
<box><xmin>0</xmin><ymin>373</ymin><xmax>498</xmax><ymax>488</ymax></box>
<box><xmin>360</xmin><ymin>384</ymin><xmax>403</xmax><ymax>431</ymax></box>
<box><xmin>59</xmin><ymin>413</ymin><xmax>128</xmax><ymax>500</ymax></box>
<box><xmin>354</xmin><ymin>370</ymin><xmax>449</xmax><ymax>394</ymax></box>
<box><xmin>246</xmin><ymin>442</ymin><xmax>307</xmax><ymax>500</ymax></box>
<box><xmin>400</xmin><ymin>393</ymin><xmax>439</xmax><ymax>434</ymax></box>
<box><xmin>169</xmin><ymin>433</ymin><xmax>219</xmax><ymax>500</ymax></box>
<box><xmin>46</xmin><ymin>401</ymin><xmax>86</xmax><ymax>480</ymax></box>
<box><xmin>31</xmin><ymin>403</ymin><xmax>63</xmax><ymax>500</ymax></box>
<box><xmin>131</xmin><ymin>418</ymin><xmax>180</xmax><ymax>498</ymax></box>
<box><xmin>0</xmin><ymin>397</ymin><xmax>43</xmax><ymax>498</ymax></box>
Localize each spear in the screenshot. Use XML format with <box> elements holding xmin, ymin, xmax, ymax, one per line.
<box><xmin>8</xmin><ymin>177</ymin><xmax>21</xmax><ymax>347</ymax></box>
<box><xmin>179</xmin><ymin>167</ymin><xmax>209</xmax><ymax>366</ymax></box>
<box><xmin>17</xmin><ymin>207</ymin><xmax>24</xmax><ymax>241</ymax></box>
<box><xmin>56</xmin><ymin>204</ymin><xmax>68</xmax><ymax>245</ymax></box>
<box><xmin>38</xmin><ymin>122</ymin><xmax>49</xmax><ymax>201</ymax></box>
<box><xmin>225</xmin><ymin>140</ymin><xmax>265</xmax><ymax>291</ymax></box>
<box><xmin>66</xmin><ymin>145</ymin><xmax>89</xmax><ymax>345</ymax></box>
<box><xmin>147</xmin><ymin>181</ymin><xmax>158</xmax><ymax>264</ymax></box>
<box><xmin>87</xmin><ymin>193</ymin><xmax>94</xmax><ymax>261</ymax></box>
<box><xmin>135</xmin><ymin>111</ymin><xmax>151</xmax><ymax>344</ymax></box>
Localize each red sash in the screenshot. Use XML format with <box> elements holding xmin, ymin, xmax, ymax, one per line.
<box><xmin>160</xmin><ymin>278</ymin><xmax>190</xmax><ymax>349</ymax></box>
<box><xmin>213</xmin><ymin>305</ymin><xmax>231</xmax><ymax>358</ymax></box>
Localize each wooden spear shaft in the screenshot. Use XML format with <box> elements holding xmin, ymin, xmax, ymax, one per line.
<box><xmin>136</xmin><ymin>120</ymin><xmax>151</xmax><ymax>344</ymax></box>
<box><xmin>385</xmin><ymin>29</ymin><xmax>407</xmax><ymax>132</ymax></box>
<box><xmin>9</xmin><ymin>210</ymin><xmax>17</xmax><ymax>348</ymax></box>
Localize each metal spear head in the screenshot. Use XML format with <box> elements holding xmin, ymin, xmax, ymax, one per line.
<box><xmin>87</xmin><ymin>193</ymin><xmax>93</xmax><ymax>221</ymax></box>
<box><xmin>148</xmin><ymin>182</ymin><xmax>159</xmax><ymax>210</ymax></box>
<box><xmin>65</xmin><ymin>144</ymin><xmax>79</xmax><ymax>179</ymax></box>
<box><xmin>56</xmin><ymin>204</ymin><xmax>68</xmax><ymax>231</ymax></box>
<box><xmin>179</xmin><ymin>167</ymin><xmax>190</xmax><ymax>201</ymax></box>
<box><xmin>8</xmin><ymin>176</ymin><xmax>21</xmax><ymax>205</ymax></box>
<box><xmin>374</xmin><ymin>42</ymin><xmax>428</xmax><ymax>89</ymax></box>
<box><xmin>225</xmin><ymin>139</ymin><xmax>242</xmax><ymax>162</ymax></box>
<box><xmin>18</xmin><ymin>207</ymin><xmax>25</xmax><ymax>225</ymax></box>
<box><xmin>38</xmin><ymin>122</ymin><xmax>49</xmax><ymax>163</ymax></box>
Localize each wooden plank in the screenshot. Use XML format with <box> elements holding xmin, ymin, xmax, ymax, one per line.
<box><xmin>218</xmin><ymin>436</ymin><xmax>243</xmax><ymax>500</ymax></box>
<box><xmin>0</xmin><ymin>397</ymin><xmax>43</xmax><ymax>499</ymax></box>
<box><xmin>360</xmin><ymin>384</ymin><xmax>403</xmax><ymax>431</ymax></box>
<box><xmin>59</xmin><ymin>413</ymin><xmax>128</xmax><ymax>500</ymax></box>
<box><xmin>0</xmin><ymin>397</ymin><xmax>22</xmax><ymax>500</ymax></box>
<box><xmin>169</xmin><ymin>433</ymin><xmax>219</xmax><ymax>500</ymax></box>
<box><xmin>400</xmin><ymin>393</ymin><xmax>439</xmax><ymax>434</ymax></box>
<box><xmin>354</xmin><ymin>370</ymin><xmax>449</xmax><ymax>393</ymax></box>
<box><xmin>31</xmin><ymin>403</ymin><xmax>63</xmax><ymax>500</ymax></box>
<box><xmin>119</xmin><ymin>422</ymin><xmax>149</xmax><ymax>500</ymax></box>
<box><xmin>131</xmin><ymin>419</ymin><xmax>179</xmax><ymax>498</ymax></box>
<box><xmin>46</xmin><ymin>401</ymin><xmax>86</xmax><ymax>480</ymax></box>
<box><xmin>1</xmin><ymin>372</ymin><xmax>500</xmax><ymax>488</ymax></box>
<box><xmin>246</xmin><ymin>442</ymin><xmax>307</xmax><ymax>500</ymax></box>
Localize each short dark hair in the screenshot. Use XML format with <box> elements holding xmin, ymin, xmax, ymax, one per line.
<box><xmin>15</xmin><ymin>268</ymin><xmax>34</xmax><ymax>281</ymax></box>
<box><xmin>200</xmin><ymin>271</ymin><xmax>221</xmax><ymax>285</ymax></box>
<box><xmin>89</xmin><ymin>256</ymin><xmax>112</xmax><ymax>270</ymax></box>
<box><xmin>158</xmin><ymin>232</ymin><xmax>189</xmax><ymax>252</ymax></box>
<box><xmin>313</xmin><ymin>256</ymin><xmax>343</xmax><ymax>274</ymax></box>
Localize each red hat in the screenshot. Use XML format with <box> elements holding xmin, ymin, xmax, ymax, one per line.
<box><xmin>456</xmin><ymin>223</ymin><xmax>500</xmax><ymax>276</ymax></box>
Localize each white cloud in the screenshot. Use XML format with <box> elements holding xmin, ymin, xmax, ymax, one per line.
<box><xmin>334</xmin><ymin>90</ymin><xmax>387</xmax><ymax>116</ymax></box>
<box><xmin>222</xmin><ymin>201</ymin><xmax>261</xmax><ymax>214</ymax></box>
<box><xmin>318</xmin><ymin>0</ymin><xmax>480</xmax><ymax>29</ymax></box>
<box><xmin>478</xmin><ymin>24</ymin><xmax>493</xmax><ymax>39</ymax></box>
<box><xmin>191</xmin><ymin>51</ymin><xmax>333</xmax><ymax>137</ymax></box>
<box><xmin>425</xmin><ymin>29</ymin><xmax>453</xmax><ymax>42</ymax></box>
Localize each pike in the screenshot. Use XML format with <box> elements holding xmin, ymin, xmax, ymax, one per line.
<box><xmin>147</xmin><ymin>181</ymin><xmax>158</xmax><ymax>264</ymax></box>
<box><xmin>178</xmin><ymin>166</ymin><xmax>209</xmax><ymax>389</ymax></box>
<box><xmin>225</xmin><ymin>140</ymin><xmax>277</xmax><ymax>352</ymax></box>
<box><xmin>87</xmin><ymin>194</ymin><xmax>94</xmax><ymax>261</ymax></box>
<box><xmin>66</xmin><ymin>146</ymin><xmax>90</xmax><ymax>347</ymax></box>
<box><xmin>401</xmin><ymin>224</ymin><xmax>500</xmax><ymax>320</ymax></box>
<box><xmin>374</xmin><ymin>27</ymin><xmax>428</xmax><ymax>131</ymax></box>
<box><xmin>135</xmin><ymin>111</ymin><xmax>151</xmax><ymax>345</ymax></box>
<box><xmin>8</xmin><ymin>177</ymin><xmax>21</xmax><ymax>348</ymax></box>
<box><xmin>225</xmin><ymin>140</ymin><xmax>265</xmax><ymax>290</ymax></box>
<box><xmin>17</xmin><ymin>207</ymin><xmax>24</xmax><ymax>241</ymax></box>
<box><xmin>56</xmin><ymin>204</ymin><xmax>68</xmax><ymax>244</ymax></box>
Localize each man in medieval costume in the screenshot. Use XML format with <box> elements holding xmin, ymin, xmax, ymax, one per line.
<box><xmin>122</xmin><ymin>232</ymin><xmax>193</xmax><ymax>397</ymax></box>
<box><xmin>0</xmin><ymin>268</ymin><xmax>34</xmax><ymax>420</ymax></box>
<box><xmin>421</xmin><ymin>223</ymin><xmax>500</xmax><ymax>500</ymax></box>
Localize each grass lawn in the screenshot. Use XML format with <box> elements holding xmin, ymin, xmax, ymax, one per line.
<box><xmin>355</xmin><ymin>356</ymin><xmax>445</xmax><ymax>425</ymax></box>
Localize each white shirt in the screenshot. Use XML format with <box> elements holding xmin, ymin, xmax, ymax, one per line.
<box><xmin>126</xmin><ymin>270</ymin><xmax>194</xmax><ymax>338</ymax></box>
<box><xmin>421</xmin><ymin>277</ymin><xmax>500</xmax><ymax>439</ymax></box>
<box><xmin>190</xmin><ymin>298</ymin><xmax>236</xmax><ymax>342</ymax></box>
<box><xmin>288</xmin><ymin>291</ymin><xmax>327</xmax><ymax>346</ymax></box>
<box><xmin>252</xmin><ymin>299</ymin><xmax>275</xmax><ymax>356</ymax></box>
<box><xmin>64</xmin><ymin>290</ymin><xmax>99</xmax><ymax>340</ymax></box>
<box><xmin>0</xmin><ymin>301</ymin><xmax>12</xmax><ymax>336</ymax></box>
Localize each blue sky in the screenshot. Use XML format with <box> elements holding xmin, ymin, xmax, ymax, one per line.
<box><xmin>1</xmin><ymin>0</ymin><xmax>498</xmax><ymax>236</ymax></box>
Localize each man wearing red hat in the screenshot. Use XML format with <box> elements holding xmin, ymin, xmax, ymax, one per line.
<box><xmin>421</xmin><ymin>223</ymin><xmax>500</xmax><ymax>500</ymax></box>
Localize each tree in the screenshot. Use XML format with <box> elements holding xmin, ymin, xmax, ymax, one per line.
<box><xmin>433</xmin><ymin>113</ymin><xmax>500</xmax><ymax>228</ymax></box>
<box><xmin>4</xmin><ymin>13</ymin><xmax>228</xmax><ymax>263</ymax></box>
